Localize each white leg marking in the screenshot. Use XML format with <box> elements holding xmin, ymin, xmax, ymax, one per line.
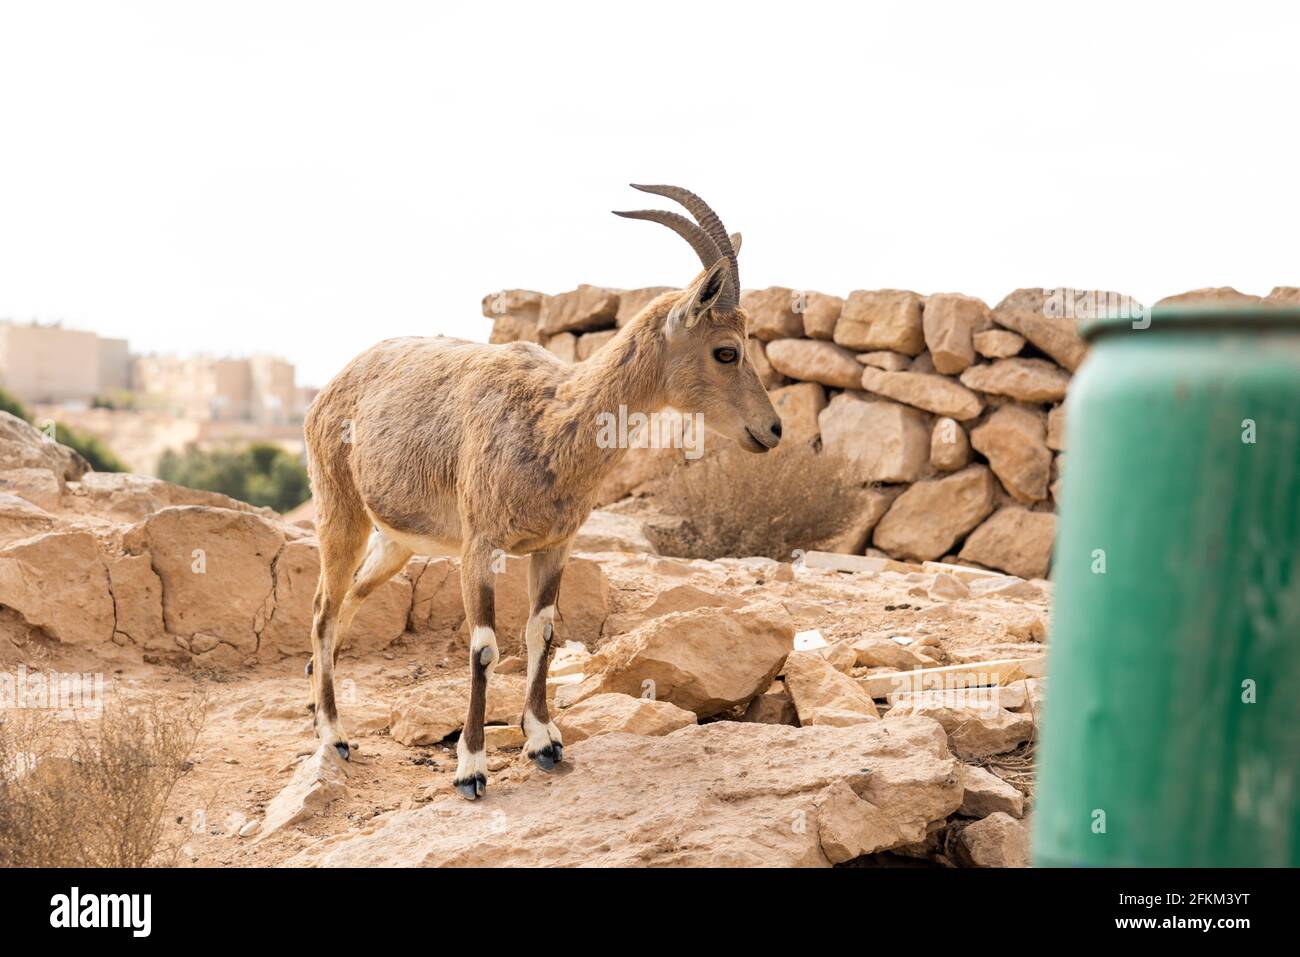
<box><xmin>471</xmin><ymin>625</ymin><xmax>498</xmax><ymax>674</ymax></box>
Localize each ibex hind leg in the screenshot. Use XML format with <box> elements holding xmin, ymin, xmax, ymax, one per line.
<box><xmin>454</xmin><ymin>539</ymin><xmax>499</xmax><ymax>800</ymax></box>
<box><xmin>308</xmin><ymin>510</ymin><xmax>370</xmax><ymax>760</ymax></box>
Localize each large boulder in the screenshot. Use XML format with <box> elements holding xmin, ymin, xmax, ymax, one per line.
<box><xmin>782</xmin><ymin>651</ymin><xmax>880</xmax><ymax>726</ymax></box>
<box><xmin>538</xmin><ymin>285</ymin><xmax>619</xmax><ymax>336</ymax></box>
<box><xmin>483</xmin><ymin>289</ymin><xmax>544</xmax><ymax>344</ymax></box>
<box><xmin>764</xmin><ymin>339</ymin><xmax>863</xmax><ymax>389</ymax></box>
<box><xmin>800</xmin><ymin>292</ymin><xmax>844</xmax><ymax>340</ymax></box>
<box><xmin>991</xmin><ymin>288</ymin><xmax>1091</xmax><ymax>372</ymax></box>
<box><xmin>834</xmin><ymin>290</ymin><xmax>925</xmax><ymax>355</ymax></box>
<box><xmin>819</xmin><ymin>393</ymin><xmax>929</xmax><ymax>484</ymax></box>
<box><xmin>859</xmin><ymin>366</ymin><xmax>983</xmax><ymax>421</ymax></box>
<box><xmin>970</xmin><ymin>405</ymin><xmax>1052</xmax><ymax>504</ymax></box>
<box><xmin>972</xmin><ymin>328</ymin><xmax>1025</xmax><ymax>359</ymax></box>
<box><xmin>615</xmin><ymin>287</ymin><xmax>674</xmax><ymax>327</ymax></box>
<box><xmin>872</xmin><ymin>465</ymin><xmax>996</xmax><ymax>562</ymax></box>
<box><xmin>122</xmin><ymin>506</ymin><xmax>284</xmax><ymax>658</ymax></box>
<box><xmin>885</xmin><ymin>699</ymin><xmax>1034</xmax><ymax>759</ymax></box>
<box><xmin>291</xmin><ymin>718</ymin><xmax>964</xmax><ymax>867</ymax></box>
<box><xmin>960</xmin><ymin>358</ymin><xmax>1071</xmax><ymax>404</ymax></box>
<box><xmin>558</xmin><ymin>602</ymin><xmax>794</xmax><ymax>717</ymax></box>
<box><xmin>0</xmin><ymin>530</ymin><xmax>114</xmax><ymax>648</ymax></box>
<box><xmin>0</xmin><ymin>412</ymin><xmax>89</xmax><ymax>481</ymax></box>
<box><xmin>922</xmin><ymin>293</ymin><xmax>991</xmax><ymax>374</ymax></box>
<box><xmin>555</xmin><ymin>692</ymin><xmax>697</xmax><ymax>743</ymax></box>
<box><xmin>959</xmin><ymin>507</ymin><xmax>1056</xmax><ymax>580</ymax></box>
<box><xmin>769</xmin><ymin>382</ymin><xmax>828</xmax><ymax>442</ymax></box>
<box><xmin>741</xmin><ymin>287</ymin><xmax>804</xmax><ymax>341</ymax></box>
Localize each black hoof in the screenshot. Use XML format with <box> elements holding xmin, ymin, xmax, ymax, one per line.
<box><xmin>453</xmin><ymin>774</ymin><xmax>486</xmax><ymax>800</ymax></box>
<box><xmin>530</xmin><ymin>744</ymin><xmax>559</xmax><ymax>772</ymax></box>
<box><xmin>335</xmin><ymin>742</ymin><xmax>350</xmax><ymax>761</ymax></box>
<box><xmin>305</xmin><ymin>658</ymin><xmax>313</xmax><ymax>676</ymax></box>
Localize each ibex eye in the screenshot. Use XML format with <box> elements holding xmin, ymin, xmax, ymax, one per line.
<box><xmin>713</xmin><ymin>347</ymin><xmax>739</xmax><ymax>364</ymax></box>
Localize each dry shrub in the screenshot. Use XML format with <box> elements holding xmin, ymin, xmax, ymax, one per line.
<box><xmin>649</xmin><ymin>441</ymin><xmax>865</xmax><ymax>560</ymax></box>
<box><xmin>0</xmin><ymin>693</ymin><xmax>204</xmax><ymax>867</ymax></box>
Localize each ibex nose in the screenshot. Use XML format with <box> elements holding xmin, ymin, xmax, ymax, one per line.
<box><xmin>769</xmin><ymin>421</ymin><xmax>783</xmax><ymax>441</ymax></box>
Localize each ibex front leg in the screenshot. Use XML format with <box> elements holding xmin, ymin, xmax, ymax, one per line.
<box><xmin>523</xmin><ymin>546</ymin><xmax>567</xmax><ymax>770</ymax></box>
<box><xmin>455</xmin><ymin>540</ymin><xmax>499</xmax><ymax>801</ymax></box>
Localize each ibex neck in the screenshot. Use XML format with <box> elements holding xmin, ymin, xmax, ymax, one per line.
<box><xmin>555</xmin><ymin>308</ymin><xmax>670</xmax><ymax>476</ymax></box>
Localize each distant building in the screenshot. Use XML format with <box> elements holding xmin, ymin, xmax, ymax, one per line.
<box><xmin>0</xmin><ymin>319</ymin><xmax>308</xmax><ymax>424</ymax></box>
<box><xmin>0</xmin><ymin>321</ymin><xmax>103</xmax><ymax>403</ymax></box>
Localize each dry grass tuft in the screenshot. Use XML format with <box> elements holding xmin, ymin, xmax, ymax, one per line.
<box><xmin>649</xmin><ymin>441</ymin><xmax>864</xmax><ymax>561</ymax></box>
<box><xmin>0</xmin><ymin>693</ymin><xmax>204</xmax><ymax>867</ymax></box>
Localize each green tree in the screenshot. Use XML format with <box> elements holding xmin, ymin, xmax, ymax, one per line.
<box><xmin>157</xmin><ymin>442</ymin><xmax>310</xmax><ymax>513</ymax></box>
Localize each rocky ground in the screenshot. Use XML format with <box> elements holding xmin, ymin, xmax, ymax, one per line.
<box><xmin>2</xmin><ymin>410</ymin><xmax>1048</xmax><ymax>867</ymax></box>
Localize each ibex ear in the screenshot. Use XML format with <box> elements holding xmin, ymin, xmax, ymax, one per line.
<box><xmin>666</xmin><ymin>258</ymin><xmax>729</xmax><ymax>336</ymax></box>
<box><xmin>729</xmin><ymin>232</ymin><xmax>742</xmax><ymax>255</ymax></box>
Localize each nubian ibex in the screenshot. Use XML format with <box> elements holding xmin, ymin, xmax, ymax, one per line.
<box><xmin>303</xmin><ymin>185</ymin><xmax>782</xmax><ymax>799</ymax></box>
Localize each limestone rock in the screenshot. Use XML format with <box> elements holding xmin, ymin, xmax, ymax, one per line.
<box><xmin>1046</xmin><ymin>403</ymin><xmax>1066</xmax><ymax>451</ymax></box>
<box><xmin>886</xmin><ymin>699</ymin><xmax>1034</xmax><ymax>759</ymax></box>
<box><xmin>290</xmin><ymin>718</ymin><xmax>963</xmax><ymax>867</ymax></box>
<box><xmin>538</xmin><ymin>285</ymin><xmax>619</xmax><ymax>335</ymax></box>
<box><xmin>555</xmin><ymin>692</ymin><xmax>697</xmax><ymax>743</ymax></box>
<box><xmin>849</xmin><ymin>636</ymin><xmax>939</xmax><ymax>670</ymax></box>
<box><xmin>0</xmin><ymin>530</ymin><xmax>115</xmax><ymax>647</ymax></box>
<box><xmin>615</xmin><ymin>287</ymin><xmax>674</xmax><ymax>327</ymax></box>
<box><xmin>834</xmin><ymin>290</ymin><xmax>925</xmax><ymax>355</ymax></box>
<box><xmin>922</xmin><ymin>293</ymin><xmax>991</xmax><ymax>375</ymax></box>
<box><xmin>872</xmin><ymin>465</ymin><xmax>996</xmax><ymax>562</ymax></box>
<box><xmin>483</xmin><ymin>289</ymin><xmax>544</xmax><ymax>344</ymax></box>
<box><xmin>389</xmin><ymin>674</ymin><xmax>530</xmax><ymax>746</ymax></box>
<box><xmin>856</xmin><ymin>350</ymin><xmax>910</xmax><ymax>372</ymax></box>
<box><xmin>746</xmin><ymin>338</ymin><xmax>784</xmax><ymax>389</ymax></box>
<box><xmin>955</xmin><ymin>811</ymin><xmax>1031</xmax><ymax>867</ymax></box>
<box><xmin>930</xmin><ymin>417</ymin><xmax>972</xmax><ymax>471</ymax></box>
<box><xmin>544</xmin><ymin>331</ymin><xmax>578</xmax><ymax>363</ymax></box>
<box><xmin>970</xmin><ymin>405</ymin><xmax>1051</xmax><ymax>504</ymax></box>
<box><xmin>765</xmin><ymin>339</ymin><xmax>863</xmax><ymax>389</ymax></box>
<box><xmin>818</xmin><ymin>393</ymin><xmax>929</xmax><ymax>484</ymax></box>
<box><xmin>782</xmin><ymin>650</ymin><xmax>880</xmax><ymax>726</ymax></box>
<box><xmin>0</xmin><ymin>412</ymin><xmax>89</xmax><ymax>481</ymax></box>
<box><xmin>741</xmin><ymin>287</ymin><xmax>804</xmax><ymax>341</ymax></box>
<box><xmin>574</xmin><ymin>510</ymin><xmax>657</xmax><ymax>554</ymax></box>
<box><xmin>959</xmin><ymin>507</ymin><xmax>1056</xmax><ymax>580</ymax></box>
<box><xmin>769</xmin><ymin>382</ymin><xmax>828</xmax><ymax>441</ymax></box>
<box><xmin>973</xmin><ymin>328</ymin><xmax>1024</xmax><ymax>359</ymax></box>
<box><xmin>860</xmin><ymin>366</ymin><xmax>983</xmax><ymax>421</ymax></box>
<box><xmin>959</xmin><ymin>358</ymin><xmax>1070</xmax><ymax>404</ymax></box>
<box><xmin>0</xmin><ymin>467</ymin><xmax>62</xmax><ymax>511</ymax></box>
<box><xmin>958</xmin><ymin>764</ymin><xmax>1025</xmax><ymax>818</ymax></box>
<box><xmin>561</xmin><ymin>602</ymin><xmax>794</xmax><ymax>718</ymax></box>
<box><xmin>255</xmin><ymin>744</ymin><xmax>349</xmax><ymax>841</ymax></box>
<box><xmin>817</xmin><ymin>485</ymin><xmax>901</xmax><ymax>555</ymax></box>
<box><xmin>800</xmin><ymin>291</ymin><xmax>844</xmax><ymax>340</ymax></box>
<box><xmin>576</xmin><ymin>329</ymin><xmax>618</xmax><ymax>360</ymax></box>
<box><xmin>1154</xmin><ymin>286</ymin><xmax>1262</xmax><ymax>307</ymax></box>
<box><xmin>991</xmin><ymin>288</ymin><xmax>1091</xmax><ymax>372</ymax></box>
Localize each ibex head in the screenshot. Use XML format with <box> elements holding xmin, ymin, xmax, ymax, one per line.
<box><xmin>615</xmin><ymin>184</ymin><xmax>783</xmax><ymax>453</ymax></box>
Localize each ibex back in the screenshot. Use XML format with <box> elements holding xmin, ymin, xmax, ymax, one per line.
<box><xmin>303</xmin><ymin>185</ymin><xmax>782</xmax><ymax>799</ymax></box>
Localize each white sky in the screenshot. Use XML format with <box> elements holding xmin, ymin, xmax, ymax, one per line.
<box><xmin>2</xmin><ymin>1</ymin><xmax>1296</xmax><ymax>386</ymax></box>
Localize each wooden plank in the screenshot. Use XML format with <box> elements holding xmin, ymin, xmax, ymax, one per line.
<box><xmin>859</xmin><ymin>657</ymin><xmax>1047</xmax><ymax>699</ymax></box>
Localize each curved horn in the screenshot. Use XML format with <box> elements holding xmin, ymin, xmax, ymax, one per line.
<box><xmin>630</xmin><ymin>184</ymin><xmax>739</xmax><ymax>310</ymax></box>
<box><xmin>612</xmin><ymin>208</ymin><xmax>723</xmax><ymax>274</ymax></box>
